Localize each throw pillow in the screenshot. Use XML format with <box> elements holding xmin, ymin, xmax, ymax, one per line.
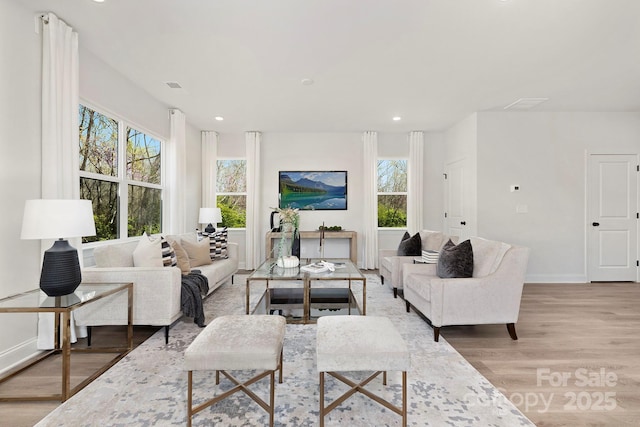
<box><xmin>397</xmin><ymin>232</ymin><xmax>422</xmax><ymax>256</ymax></box>
<box><xmin>169</xmin><ymin>240</ymin><xmax>192</xmax><ymax>274</ymax></box>
<box><xmin>160</xmin><ymin>236</ymin><xmax>178</xmax><ymax>268</ymax></box>
<box><xmin>132</xmin><ymin>232</ymin><xmax>163</xmax><ymax>267</ymax></box>
<box><xmin>436</xmin><ymin>239</ymin><xmax>474</xmax><ymax>278</ymax></box>
<box><xmin>209</xmin><ymin>228</ymin><xmax>229</xmax><ymax>260</ymax></box>
<box><xmin>181</xmin><ymin>237</ymin><xmax>213</xmax><ymax>268</ymax></box>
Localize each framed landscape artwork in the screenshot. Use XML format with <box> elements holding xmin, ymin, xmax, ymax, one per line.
<box><xmin>278</xmin><ymin>171</ymin><xmax>347</xmax><ymax>210</ymax></box>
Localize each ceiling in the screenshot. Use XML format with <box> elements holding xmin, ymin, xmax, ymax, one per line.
<box><xmin>18</xmin><ymin>0</ymin><xmax>640</xmax><ymax>133</ymax></box>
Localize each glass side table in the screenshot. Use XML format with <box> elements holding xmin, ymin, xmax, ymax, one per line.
<box><xmin>0</xmin><ymin>282</ymin><xmax>133</xmax><ymax>402</ymax></box>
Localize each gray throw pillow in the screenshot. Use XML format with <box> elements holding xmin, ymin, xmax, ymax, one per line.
<box><xmin>397</xmin><ymin>232</ymin><xmax>422</xmax><ymax>256</ymax></box>
<box><xmin>436</xmin><ymin>239</ymin><xmax>473</xmax><ymax>278</ymax></box>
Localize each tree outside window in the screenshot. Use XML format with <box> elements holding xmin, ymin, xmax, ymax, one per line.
<box><xmin>216</xmin><ymin>159</ymin><xmax>246</xmax><ymax>228</ymax></box>
<box><xmin>377</xmin><ymin>159</ymin><xmax>407</xmax><ymax>227</ymax></box>
<box><xmin>79</xmin><ymin>104</ymin><xmax>164</xmax><ymax>242</ymax></box>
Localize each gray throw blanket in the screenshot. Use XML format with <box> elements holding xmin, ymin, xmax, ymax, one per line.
<box><xmin>181</xmin><ymin>271</ymin><xmax>209</xmax><ymax>327</ymax></box>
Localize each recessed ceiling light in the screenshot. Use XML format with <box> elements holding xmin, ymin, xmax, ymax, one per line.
<box><xmin>392</xmin><ymin>116</ymin><xmax>402</xmax><ymax>121</ymax></box>
<box><xmin>214</xmin><ymin>116</ymin><xmax>224</xmax><ymax>121</ymax></box>
<box><xmin>93</xmin><ymin>0</ymin><xmax>105</xmax><ymax>3</ymax></box>
<box><xmin>301</xmin><ymin>78</ymin><xmax>314</xmax><ymax>86</ymax></box>
<box><xmin>165</xmin><ymin>81</ymin><xmax>182</xmax><ymax>89</ymax></box>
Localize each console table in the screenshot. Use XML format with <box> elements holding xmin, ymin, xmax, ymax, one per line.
<box><xmin>0</xmin><ymin>282</ymin><xmax>133</xmax><ymax>402</ymax></box>
<box><xmin>265</xmin><ymin>230</ymin><xmax>357</xmax><ymax>264</ymax></box>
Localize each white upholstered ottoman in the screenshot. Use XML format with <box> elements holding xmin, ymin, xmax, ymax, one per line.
<box><xmin>316</xmin><ymin>316</ymin><xmax>410</xmax><ymax>426</ymax></box>
<box><xmin>185</xmin><ymin>315</ymin><xmax>286</xmax><ymax>427</ymax></box>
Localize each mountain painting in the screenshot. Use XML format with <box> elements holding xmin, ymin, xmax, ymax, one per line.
<box><xmin>278</xmin><ymin>171</ymin><xmax>347</xmax><ymax>210</ymax></box>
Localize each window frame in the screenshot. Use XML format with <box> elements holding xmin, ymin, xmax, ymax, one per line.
<box><xmin>216</xmin><ymin>157</ymin><xmax>247</xmax><ymax>230</ymax></box>
<box><xmin>79</xmin><ymin>101</ymin><xmax>166</xmax><ymax>245</ymax></box>
<box><xmin>376</xmin><ymin>157</ymin><xmax>408</xmax><ymax>229</ymax></box>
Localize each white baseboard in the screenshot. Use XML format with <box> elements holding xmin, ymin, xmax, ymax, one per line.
<box><xmin>0</xmin><ymin>338</ymin><xmax>41</xmax><ymax>376</ymax></box>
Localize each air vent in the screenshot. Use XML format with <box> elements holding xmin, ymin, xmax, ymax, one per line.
<box><xmin>165</xmin><ymin>81</ymin><xmax>182</xmax><ymax>89</ymax></box>
<box><xmin>503</xmin><ymin>98</ymin><xmax>549</xmax><ymax>110</ymax></box>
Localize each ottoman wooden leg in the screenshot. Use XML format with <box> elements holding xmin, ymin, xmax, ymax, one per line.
<box><xmin>319</xmin><ymin>372</ymin><xmax>325</xmax><ymax>427</ymax></box>
<box><xmin>187</xmin><ymin>370</ymin><xmax>193</xmax><ymax>427</ymax></box>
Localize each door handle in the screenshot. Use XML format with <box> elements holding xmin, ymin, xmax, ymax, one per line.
<box><xmin>592</xmin><ymin>222</ymin><xmax>600</xmax><ymax>226</ymax></box>
<box><xmin>460</xmin><ymin>221</ymin><xmax>466</xmax><ymax>225</ymax></box>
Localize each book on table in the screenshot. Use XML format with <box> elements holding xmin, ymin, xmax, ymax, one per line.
<box><xmin>300</xmin><ymin>263</ymin><xmax>328</xmax><ymax>273</ymax></box>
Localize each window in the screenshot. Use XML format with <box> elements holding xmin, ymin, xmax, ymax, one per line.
<box><xmin>79</xmin><ymin>104</ymin><xmax>164</xmax><ymax>242</ymax></box>
<box><xmin>216</xmin><ymin>159</ymin><xmax>246</xmax><ymax>228</ymax></box>
<box><xmin>377</xmin><ymin>159</ymin><xmax>407</xmax><ymax>228</ymax></box>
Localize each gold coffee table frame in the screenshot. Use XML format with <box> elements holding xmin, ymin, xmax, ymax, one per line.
<box><xmin>246</xmin><ymin>259</ymin><xmax>366</xmax><ymax>324</ymax></box>
<box><xmin>0</xmin><ymin>282</ymin><xmax>133</xmax><ymax>402</ymax></box>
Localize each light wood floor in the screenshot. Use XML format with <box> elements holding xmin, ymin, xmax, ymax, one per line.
<box><xmin>444</xmin><ymin>282</ymin><xmax>640</xmax><ymax>427</ymax></box>
<box><xmin>1</xmin><ymin>282</ymin><xmax>639</xmax><ymax>426</ymax></box>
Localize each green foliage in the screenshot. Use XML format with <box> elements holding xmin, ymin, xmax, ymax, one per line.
<box><xmin>218</xmin><ymin>195</ymin><xmax>246</xmax><ymax>228</ymax></box>
<box><xmin>378</xmin><ymin>200</ymin><xmax>407</xmax><ymax>228</ymax></box>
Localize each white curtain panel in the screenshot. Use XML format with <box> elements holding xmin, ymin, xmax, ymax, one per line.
<box><xmin>407</xmin><ymin>131</ymin><xmax>424</xmax><ymax>234</ymax></box>
<box><xmin>362</xmin><ymin>131</ymin><xmax>378</xmax><ymax>269</ymax></box>
<box><xmin>201</xmin><ymin>131</ymin><xmax>218</xmax><ymax>208</ymax></box>
<box><xmin>39</xmin><ymin>13</ymin><xmax>82</xmax><ymax>349</ymax></box>
<box><xmin>245</xmin><ymin>132</ymin><xmax>262</xmax><ymax>269</ymax></box>
<box><xmin>167</xmin><ymin>109</ymin><xmax>187</xmax><ymax>234</ymax></box>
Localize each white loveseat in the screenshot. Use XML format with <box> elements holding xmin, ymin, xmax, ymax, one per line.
<box><xmin>403</xmin><ymin>237</ymin><xmax>529</xmax><ymax>342</ymax></box>
<box><xmin>378</xmin><ymin>230</ymin><xmax>455</xmax><ymax>298</ymax></box>
<box><xmin>74</xmin><ymin>232</ymin><xmax>238</xmax><ymax>343</ymax></box>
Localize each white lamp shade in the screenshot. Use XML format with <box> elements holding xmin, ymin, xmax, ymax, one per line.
<box><xmin>198</xmin><ymin>207</ymin><xmax>222</xmax><ymax>224</ymax></box>
<box><xmin>21</xmin><ymin>199</ymin><xmax>97</xmax><ymax>240</ymax></box>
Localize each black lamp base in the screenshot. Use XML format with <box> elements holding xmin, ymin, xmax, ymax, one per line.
<box><xmin>204</xmin><ymin>223</ymin><xmax>216</xmax><ymax>233</ymax></box>
<box><xmin>40</xmin><ymin>239</ymin><xmax>82</xmax><ymax>297</ymax></box>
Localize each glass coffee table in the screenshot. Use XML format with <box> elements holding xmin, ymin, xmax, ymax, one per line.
<box><xmin>246</xmin><ymin>259</ymin><xmax>366</xmax><ymax>324</ymax></box>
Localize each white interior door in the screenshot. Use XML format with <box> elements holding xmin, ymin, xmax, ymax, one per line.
<box><xmin>444</xmin><ymin>159</ymin><xmax>468</xmax><ymax>240</ymax></box>
<box><xmin>587</xmin><ymin>154</ymin><xmax>639</xmax><ymax>282</ymax></box>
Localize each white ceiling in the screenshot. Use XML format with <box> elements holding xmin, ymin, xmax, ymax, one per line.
<box><xmin>19</xmin><ymin>0</ymin><xmax>640</xmax><ymax>133</ymax></box>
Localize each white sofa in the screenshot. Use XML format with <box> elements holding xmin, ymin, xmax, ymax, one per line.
<box><xmin>74</xmin><ymin>232</ymin><xmax>239</xmax><ymax>343</ymax></box>
<box><xmin>378</xmin><ymin>230</ymin><xmax>455</xmax><ymax>298</ymax></box>
<box><xmin>403</xmin><ymin>237</ymin><xmax>529</xmax><ymax>342</ymax></box>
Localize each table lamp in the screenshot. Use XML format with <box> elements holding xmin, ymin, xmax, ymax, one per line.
<box><xmin>199</xmin><ymin>207</ymin><xmax>222</xmax><ymax>233</ymax></box>
<box><xmin>21</xmin><ymin>199</ymin><xmax>97</xmax><ymax>296</ymax></box>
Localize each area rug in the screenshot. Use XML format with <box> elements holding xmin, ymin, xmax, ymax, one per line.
<box><xmin>36</xmin><ymin>274</ymin><xmax>533</xmax><ymax>426</ymax></box>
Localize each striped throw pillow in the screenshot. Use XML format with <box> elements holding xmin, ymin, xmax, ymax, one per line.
<box><xmin>161</xmin><ymin>236</ymin><xmax>178</xmax><ymax>267</ymax></box>
<box><xmin>209</xmin><ymin>228</ymin><xmax>228</xmax><ymax>260</ymax></box>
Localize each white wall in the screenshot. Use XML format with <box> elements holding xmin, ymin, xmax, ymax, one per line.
<box><xmin>476</xmin><ymin>111</ymin><xmax>640</xmax><ymax>283</ymax></box>
<box><xmin>263</xmin><ymin>133</ymin><xmax>364</xmax><ymax>261</ymax></box>
<box><xmin>0</xmin><ymin>0</ymin><xmax>43</xmax><ymax>372</ymax></box>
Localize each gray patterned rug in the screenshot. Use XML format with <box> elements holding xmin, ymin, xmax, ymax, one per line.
<box><xmin>36</xmin><ymin>274</ymin><xmax>533</xmax><ymax>426</ymax></box>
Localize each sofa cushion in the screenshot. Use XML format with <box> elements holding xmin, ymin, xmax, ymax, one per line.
<box><xmin>93</xmin><ymin>242</ymin><xmax>136</xmax><ymax>268</ymax></box>
<box><xmin>436</xmin><ymin>239</ymin><xmax>473</xmax><ymax>278</ymax></box>
<box><xmin>209</xmin><ymin>228</ymin><xmax>229</xmax><ymax>260</ymax></box>
<box><xmin>397</xmin><ymin>232</ymin><xmax>422</xmax><ymax>256</ymax></box>
<box><xmin>133</xmin><ymin>233</ymin><xmax>163</xmax><ymax>267</ymax></box>
<box><xmin>181</xmin><ymin>237</ymin><xmax>213</xmax><ymax>268</ymax></box>
<box><xmin>470</xmin><ymin>237</ymin><xmax>512</xmax><ymax>277</ymax></box>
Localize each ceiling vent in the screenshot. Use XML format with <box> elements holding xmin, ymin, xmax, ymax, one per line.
<box><xmin>503</xmin><ymin>98</ymin><xmax>548</xmax><ymax>110</ymax></box>
<box><xmin>165</xmin><ymin>81</ymin><xmax>182</xmax><ymax>89</ymax></box>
